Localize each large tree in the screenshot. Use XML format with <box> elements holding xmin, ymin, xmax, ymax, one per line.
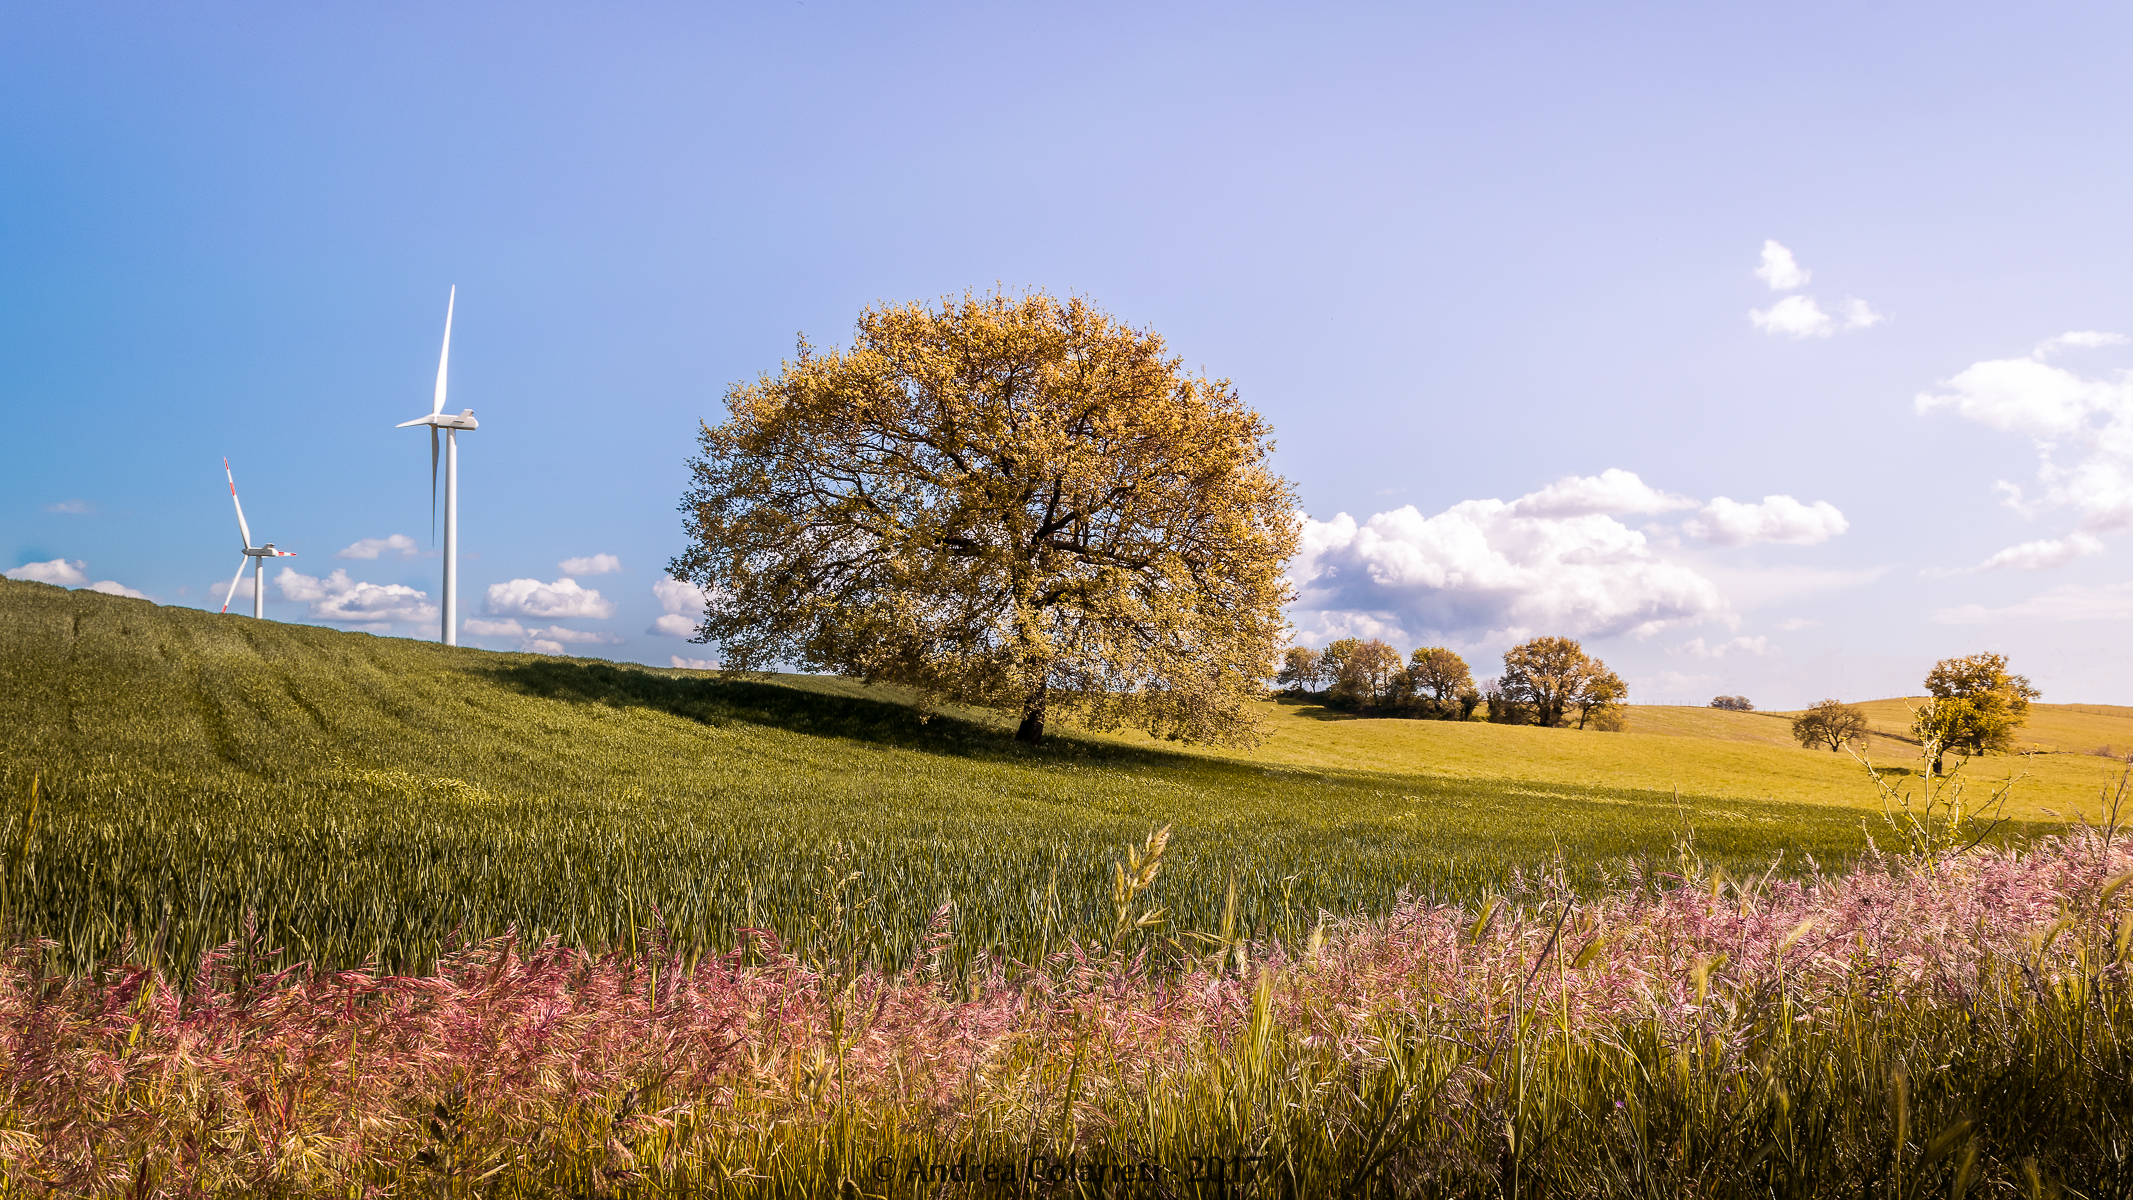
<box><xmin>1407</xmin><ymin>647</ymin><xmax>1474</xmax><ymax>704</ymax></box>
<box><xmin>1915</xmin><ymin>652</ymin><xmax>2040</xmax><ymax>770</ymax></box>
<box><xmin>1792</xmin><ymin>699</ymin><xmax>1868</xmax><ymax>751</ymax></box>
<box><xmin>1329</xmin><ymin>638</ymin><xmax>1407</xmax><ymax>706</ymax></box>
<box><xmin>670</xmin><ymin>291</ymin><xmax>1300</xmax><ymax>746</ymax></box>
<box><xmin>1495</xmin><ymin>636</ymin><xmax>1624</xmax><ymax>728</ymax></box>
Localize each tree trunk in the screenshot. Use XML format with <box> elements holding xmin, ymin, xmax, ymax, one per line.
<box><xmin>1015</xmin><ymin>681</ymin><xmax>1049</xmax><ymax>745</ymax></box>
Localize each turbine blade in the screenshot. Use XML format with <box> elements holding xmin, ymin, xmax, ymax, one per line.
<box><xmin>432</xmin><ymin>285</ymin><xmax>454</xmax><ymax>416</ymax></box>
<box><xmin>225</xmin><ymin>458</ymin><xmax>254</xmax><ymax>549</ymax></box>
<box><xmin>221</xmin><ymin>555</ymin><xmax>249</xmax><ymax>613</ymax></box>
<box><xmin>430</xmin><ymin>426</ymin><xmax>439</xmax><ymax>543</ymax></box>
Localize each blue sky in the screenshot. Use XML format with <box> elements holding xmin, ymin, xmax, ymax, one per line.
<box><xmin>5</xmin><ymin>2</ymin><xmax>2132</xmax><ymax>708</ymax></box>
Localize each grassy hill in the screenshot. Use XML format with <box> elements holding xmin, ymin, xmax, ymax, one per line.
<box><xmin>2</xmin><ymin>578</ymin><xmax>2110</xmax><ymax>977</ymax></box>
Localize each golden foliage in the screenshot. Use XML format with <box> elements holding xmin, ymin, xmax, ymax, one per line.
<box><xmin>671</xmin><ymin>291</ymin><xmax>1299</xmax><ymax>745</ymax></box>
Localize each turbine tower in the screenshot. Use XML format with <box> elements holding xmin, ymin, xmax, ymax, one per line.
<box><xmin>396</xmin><ymin>286</ymin><xmax>478</xmax><ymax>645</ymax></box>
<box><xmin>220</xmin><ymin>458</ymin><xmax>295</xmax><ymax>618</ymax></box>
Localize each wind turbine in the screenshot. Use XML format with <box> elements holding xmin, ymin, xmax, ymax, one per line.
<box><xmin>396</xmin><ymin>286</ymin><xmax>478</xmax><ymax>645</ymax></box>
<box><xmin>220</xmin><ymin>459</ymin><xmax>295</xmax><ymax>618</ymax></box>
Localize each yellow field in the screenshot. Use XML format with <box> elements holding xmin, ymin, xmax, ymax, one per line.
<box><xmin>1080</xmin><ymin>698</ymin><xmax>2133</xmax><ymax>825</ymax></box>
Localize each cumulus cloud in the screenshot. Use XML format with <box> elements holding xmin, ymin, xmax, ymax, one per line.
<box><xmin>559</xmin><ymin>554</ymin><xmax>621</xmax><ymax>576</ymax></box>
<box><xmin>1754</xmin><ymin>240</ymin><xmax>1811</xmax><ymax>291</ymax></box>
<box><xmin>41</xmin><ymin>499</ymin><xmax>91</xmax><ymax>515</ymax></box>
<box><xmin>1291</xmin><ymin>499</ymin><xmax>1726</xmax><ymax>644</ymax></box>
<box><xmin>1916</xmin><ymin>333</ymin><xmax>2133</xmax><ymax>534</ymax></box>
<box><xmin>1934</xmin><ymin>580</ymin><xmax>2133</xmax><ymax>624</ymax></box>
<box><xmin>87</xmin><ymin>580</ymin><xmax>148</xmax><ymax>599</ymax></box>
<box><xmin>1750</xmin><ymin>295</ymin><xmax>1834</xmax><ymax>338</ymax></box>
<box><xmin>337</xmin><ymin>534</ymin><xmax>419</xmax><ymax>560</ymax></box>
<box><xmin>1680</xmin><ymin>635</ymin><xmax>1771</xmax><ymax>659</ymax></box>
<box><xmin>277</xmin><ymin>567</ymin><xmax>438</xmax><ymax>624</ymax></box>
<box><xmin>483</xmin><ymin>576</ymin><xmax>616</xmax><ymax>619</ymax></box>
<box><xmin>1977</xmin><ymin>533</ymin><xmax>2105</xmax><ymax>571</ymax></box>
<box><xmin>1746</xmin><ymin>244</ymin><xmax>1879</xmax><ymax>338</ymax></box>
<box><xmin>1683</xmin><ymin>495</ymin><xmax>1849</xmax><ymax>546</ymax></box>
<box><xmin>6</xmin><ymin>558</ymin><xmax>89</xmax><ymax>586</ymax></box>
<box><xmin>670</xmin><ymin>656</ymin><xmax>721</xmax><ymax>670</ymax></box>
<box><xmin>649</xmin><ymin>577</ymin><xmax>709</xmax><ymax>638</ymax></box>
<box><xmin>1508</xmin><ymin>469</ymin><xmax>1697</xmax><ymax>518</ymax></box>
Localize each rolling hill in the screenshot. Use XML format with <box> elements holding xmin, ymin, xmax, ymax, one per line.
<box><xmin>1</xmin><ymin>577</ymin><xmax>2114</xmax><ymax>976</ymax></box>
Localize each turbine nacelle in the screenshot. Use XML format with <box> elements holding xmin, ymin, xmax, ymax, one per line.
<box><xmin>396</xmin><ymin>409</ymin><xmax>479</xmax><ymax>430</ymax></box>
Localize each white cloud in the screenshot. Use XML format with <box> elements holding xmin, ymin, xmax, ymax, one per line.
<box><xmin>1841</xmin><ymin>298</ymin><xmax>1883</xmax><ymax>330</ymax></box>
<box><xmin>6</xmin><ymin>558</ymin><xmax>89</xmax><ymax>586</ymax></box>
<box><xmin>1750</xmin><ymin>294</ymin><xmax>1834</xmax><ymax>338</ymax></box>
<box><xmin>1291</xmin><ymin>499</ymin><xmax>1727</xmax><ymax>644</ymax></box>
<box><xmin>467</xmin><ymin>615</ymin><xmax>622</xmax><ymax>654</ymax></box>
<box><xmin>337</xmin><ymin>534</ymin><xmax>419</xmax><ymax>560</ymax></box>
<box><xmin>1753</xmin><ymin>240</ymin><xmax>1811</xmax><ymax>291</ymax></box>
<box><xmin>649</xmin><ymin>576</ymin><xmax>709</xmax><ymax>637</ymax></box>
<box><xmin>463</xmin><ymin>617</ymin><xmax>525</xmax><ymax>638</ymax></box>
<box><xmin>1680</xmin><ymin>635</ymin><xmax>1771</xmax><ymax>659</ymax></box>
<box><xmin>670</xmin><ymin>656</ymin><xmax>721</xmax><ymax>670</ymax></box>
<box><xmin>483</xmin><ymin>576</ymin><xmax>616</xmax><ymax>619</ymax></box>
<box><xmin>1508</xmin><ymin>469</ymin><xmax>1697</xmax><ymax>518</ymax></box>
<box><xmin>1977</xmin><ymin>533</ymin><xmax>2105</xmax><ymax>571</ymax></box>
<box><xmin>1916</xmin><ymin>335</ymin><xmax>2133</xmax><ymax>532</ymax></box>
<box><xmin>277</xmin><ymin>567</ymin><xmax>438</xmax><ymax>624</ymax></box>
<box><xmin>1934</xmin><ymin>580</ymin><xmax>2133</xmax><ymax>624</ymax></box>
<box><xmin>559</xmin><ymin>554</ymin><xmax>622</xmax><ymax>576</ymax></box>
<box><xmin>1776</xmin><ymin>617</ymin><xmax>1821</xmax><ymax>631</ymax></box>
<box><xmin>41</xmin><ymin>499</ymin><xmax>91</xmax><ymax>515</ymax></box>
<box><xmin>2035</xmin><ymin>331</ymin><xmax>2127</xmax><ymax>357</ymax></box>
<box><xmin>86</xmin><ymin>580</ymin><xmax>148</xmax><ymax>599</ymax></box>
<box><xmin>1683</xmin><ymin>495</ymin><xmax>1849</xmax><ymax>546</ymax></box>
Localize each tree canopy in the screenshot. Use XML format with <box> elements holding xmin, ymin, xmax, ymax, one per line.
<box><xmin>1792</xmin><ymin>699</ymin><xmax>1867</xmax><ymax>751</ymax></box>
<box><xmin>1327</xmin><ymin>638</ymin><xmax>1406</xmax><ymax>705</ymax></box>
<box><xmin>670</xmin><ymin>290</ymin><xmax>1299</xmax><ymax>745</ymax></box>
<box><xmin>1491</xmin><ymin>636</ymin><xmax>1626</xmax><ymax>729</ymax></box>
<box><xmin>1408</xmin><ymin>647</ymin><xmax>1474</xmax><ymax>703</ymax></box>
<box><xmin>1915</xmin><ymin>652</ymin><xmax>2039</xmax><ymax>769</ymax></box>
<box><xmin>1275</xmin><ymin>646</ymin><xmax>1324</xmax><ymax>693</ymax></box>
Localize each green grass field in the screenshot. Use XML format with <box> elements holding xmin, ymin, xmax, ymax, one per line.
<box><xmin>2</xmin><ymin>577</ymin><xmax>2113</xmax><ymax>977</ymax></box>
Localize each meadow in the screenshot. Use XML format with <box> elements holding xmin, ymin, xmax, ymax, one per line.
<box><xmin>7</xmin><ymin>578</ymin><xmax>2133</xmax><ymax>1195</ymax></box>
<box><xmin>0</xmin><ymin>577</ymin><xmax>1985</xmax><ymax>979</ymax></box>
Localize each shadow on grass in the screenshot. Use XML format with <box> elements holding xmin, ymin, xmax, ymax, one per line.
<box><xmin>480</xmin><ymin>660</ymin><xmax>1224</xmax><ymax>773</ymax></box>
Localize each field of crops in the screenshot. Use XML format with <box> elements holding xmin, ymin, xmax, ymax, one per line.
<box><xmin>0</xmin><ymin>577</ymin><xmax>1969</xmax><ymax>978</ymax></box>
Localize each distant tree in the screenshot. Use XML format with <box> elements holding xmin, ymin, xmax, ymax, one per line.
<box><xmin>1709</xmin><ymin>695</ymin><xmax>1755</xmax><ymax>712</ymax></box>
<box><xmin>1275</xmin><ymin>646</ymin><xmax>1324</xmax><ymax>693</ymax></box>
<box><xmin>1318</xmin><ymin>638</ymin><xmax>1360</xmax><ymax>688</ymax></box>
<box><xmin>670</xmin><ymin>290</ymin><xmax>1299</xmax><ymax>746</ymax></box>
<box><xmin>1330</xmin><ymin>638</ymin><xmax>1407</xmax><ymax>706</ymax></box>
<box><xmin>1791</xmin><ymin>699</ymin><xmax>1868</xmax><ymax>751</ymax></box>
<box><xmin>1915</xmin><ymin>652</ymin><xmax>2040</xmax><ymax>771</ymax></box>
<box><xmin>1494</xmin><ymin>636</ymin><xmax>1623</xmax><ymax>728</ymax></box>
<box><xmin>1407</xmin><ymin>647</ymin><xmax>1474</xmax><ymax>703</ymax></box>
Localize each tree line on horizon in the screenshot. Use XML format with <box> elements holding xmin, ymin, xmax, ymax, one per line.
<box><xmin>1278</xmin><ymin>635</ymin><xmax>1628</xmax><ymax>729</ymax></box>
